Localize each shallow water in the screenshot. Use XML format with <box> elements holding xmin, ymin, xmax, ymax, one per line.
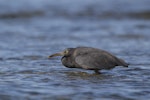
<box><xmin>0</xmin><ymin>0</ymin><xmax>150</xmax><ymax>100</ymax></box>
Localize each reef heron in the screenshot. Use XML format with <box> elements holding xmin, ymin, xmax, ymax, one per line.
<box><xmin>48</xmin><ymin>47</ymin><xmax>128</xmax><ymax>74</ymax></box>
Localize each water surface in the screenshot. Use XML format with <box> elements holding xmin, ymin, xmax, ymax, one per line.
<box><xmin>0</xmin><ymin>0</ymin><xmax>150</xmax><ymax>100</ymax></box>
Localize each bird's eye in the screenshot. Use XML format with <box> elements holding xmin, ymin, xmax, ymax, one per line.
<box><xmin>64</xmin><ymin>50</ymin><xmax>68</xmax><ymax>54</ymax></box>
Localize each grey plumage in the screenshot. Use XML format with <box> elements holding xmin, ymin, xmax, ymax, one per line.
<box><xmin>49</xmin><ymin>47</ymin><xmax>128</xmax><ymax>74</ymax></box>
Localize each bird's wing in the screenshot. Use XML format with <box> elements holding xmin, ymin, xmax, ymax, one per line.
<box><xmin>75</xmin><ymin>51</ymin><xmax>118</xmax><ymax>70</ymax></box>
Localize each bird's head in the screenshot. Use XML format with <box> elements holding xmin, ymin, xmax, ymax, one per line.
<box><xmin>48</xmin><ymin>48</ymin><xmax>73</xmax><ymax>58</ymax></box>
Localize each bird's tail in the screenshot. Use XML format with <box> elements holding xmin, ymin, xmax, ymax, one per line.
<box><xmin>118</xmin><ymin>58</ymin><xmax>129</xmax><ymax>67</ymax></box>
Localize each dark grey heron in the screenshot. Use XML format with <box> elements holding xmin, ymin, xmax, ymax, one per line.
<box><xmin>48</xmin><ymin>47</ymin><xmax>128</xmax><ymax>74</ymax></box>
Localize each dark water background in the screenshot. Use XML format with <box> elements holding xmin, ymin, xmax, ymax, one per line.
<box><xmin>0</xmin><ymin>0</ymin><xmax>150</xmax><ymax>100</ymax></box>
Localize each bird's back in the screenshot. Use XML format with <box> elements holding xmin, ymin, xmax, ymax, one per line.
<box><xmin>73</xmin><ymin>47</ymin><xmax>128</xmax><ymax>70</ymax></box>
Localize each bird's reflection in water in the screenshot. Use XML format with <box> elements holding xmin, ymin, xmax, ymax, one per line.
<box><xmin>62</xmin><ymin>71</ymin><xmax>114</xmax><ymax>81</ymax></box>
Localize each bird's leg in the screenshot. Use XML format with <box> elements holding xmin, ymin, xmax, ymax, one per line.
<box><xmin>94</xmin><ymin>70</ymin><xmax>101</xmax><ymax>74</ymax></box>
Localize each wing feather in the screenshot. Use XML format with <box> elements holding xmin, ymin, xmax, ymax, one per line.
<box><xmin>75</xmin><ymin>49</ymin><xmax>118</xmax><ymax>70</ymax></box>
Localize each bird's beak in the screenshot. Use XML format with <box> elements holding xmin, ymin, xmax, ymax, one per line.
<box><xmin>48</xmin><ymin>51</ymin><xmax>64</xmax><ymax>58</ymax></box>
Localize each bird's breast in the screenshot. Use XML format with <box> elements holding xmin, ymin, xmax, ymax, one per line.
<box><xmin>61</xmin><ymin>56</ymin><xmax>75</xmax><ymax>68</ymax></box>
